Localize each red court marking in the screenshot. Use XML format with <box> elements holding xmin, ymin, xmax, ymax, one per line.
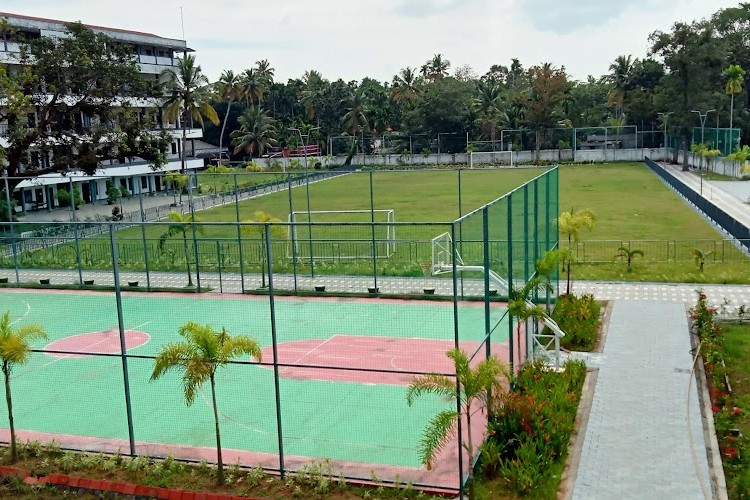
<box><xmin>44</xmin><ymin>330</ymin><xmax>150</xmax><ymax>358</ymax></box>
<box><xmin>260</xmin><ymin>335</ymin><xmax>518</xmax><ymax>385</ymax></box>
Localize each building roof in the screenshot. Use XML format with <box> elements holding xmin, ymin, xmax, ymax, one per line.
<box><xmin>0</xmin><ymin>11</ymin><xmax>193</xmax><ymax>51</ymax></box>
<box><xmin>13</xmin><ymin>162</ymin><xmax>194</xmax><ymax>190</ymax></box>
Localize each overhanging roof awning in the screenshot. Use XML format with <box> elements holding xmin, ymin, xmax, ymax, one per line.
<box><xmin>13</xmin><ymin>162</ymin><xmax>189</xmax><ymax>190</ymax></box>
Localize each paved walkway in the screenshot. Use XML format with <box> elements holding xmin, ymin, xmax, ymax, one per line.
<box><xmin>571</xmin><ymin>301</ymin><xmax>711</xmax><ymax>499</ymax></box>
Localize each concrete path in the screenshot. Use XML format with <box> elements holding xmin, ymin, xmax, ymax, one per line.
<box><xmin>571</xmin><ymin>301</ymin><xmax>711</xmax><ymax>500</ymax></box>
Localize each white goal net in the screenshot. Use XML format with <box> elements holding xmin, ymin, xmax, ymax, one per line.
<box><xmin>469</xmin><ymin>151</ymin><xmax>514</xmax><ymax>168</ymax></box>
<box><xmin>287</xmin><ymin>209</ymin><xmax>396</xmax><ymax>261</ymax></box>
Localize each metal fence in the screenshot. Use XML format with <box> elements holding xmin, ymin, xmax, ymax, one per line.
<box><xmin>564</xmin><ymin>239</ymin><xmax>750</xmax><ymax>263</ymax></box>
<box><xmin>0</xmin><ymin>167</ymin><xmax>559</xmax><ymax>496</ymax></box>
<box><xmin>644</xmin><ymin>157</ymin><xmax>750</xmax><ymax>253</ymax></box>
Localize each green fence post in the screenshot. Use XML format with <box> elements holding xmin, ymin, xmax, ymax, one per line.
<box><xmin>108</xmin><ymin>223</ymin><xmax>136</xmax><ymax>456</ymax></box>
<box><xmin>265</xmin><ymin>224</ymin><xmax>286</xmax><ymax>478</ymax></box>
<box><xmin>2</xmin><ymin>177</ymin><xmax>20</xmax><ymax>285</ymax></box>
<box><xmin>287</xmin><ymin>173</ymin><xmax>298</xmax><ymax>293</ymax></box>
<box><xmin>483</xmin><ymin>207</ymin><xmax>491</xmax><ymax>361</ymax></box>
<box><xmin>138</xmin><ymin>176</ymin><xmax>151</xmax><ymax>291</ymax></box>
<box><xmin>507</xmin><ymin>192</ymin><xmax>515</xmax><ymax>373</ymax></box>
<box><xmin>450</xmin><ymin>222</ymin><xmax>465</xmax><ymax>499</ymax></box>
<box><xmin>217</xmin><ymin>240</ymin><xmax>223</xmax><ymax>294</ymax></box>
<box><xmin>234</xmin><ymin>174</ymin><xmax>245</xmax><ymax>293</ymax></box>
<box><xmin>70</xmin><ymin>178</ymin><xmax>83</xmax><ymax>286</ymax></box>
<box><xmin>369</xmin><ymin>171</ymin><xmax>378</xmax><ymax>291</ymax></box>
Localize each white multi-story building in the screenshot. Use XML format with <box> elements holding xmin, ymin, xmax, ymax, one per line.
<box><xmin>0</xmin><ymin>11</ymin><xmax>214</xmax><ymax>213</ymax></box>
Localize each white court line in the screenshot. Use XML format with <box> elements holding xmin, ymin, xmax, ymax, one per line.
<box><xmin>282</xmin><ymin>335</ymin><xmax>339</xmax><ymax>373</ymax></box>
<box><xmin>9</xmin><ymin>300</ymin><xmax>31</xmax><ymax>326</ymax></box>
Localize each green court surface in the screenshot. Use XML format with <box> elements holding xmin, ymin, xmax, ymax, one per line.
<box><xmin>0</xmin><ymin>290</ymin><xmax>509</xmax><ymax>473</ymax></box>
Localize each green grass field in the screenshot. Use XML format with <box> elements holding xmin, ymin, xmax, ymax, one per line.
<box><xmin>4</xmin><ymin>163</ymin><xmax>747</xmax><ymax>284</ymax></box>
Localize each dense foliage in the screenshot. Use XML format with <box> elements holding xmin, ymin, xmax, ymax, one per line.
<box><xmin>481</xmin><ymin>360</ymin><xmax>587</xmax><ymax>496</ymax></box>
<box><xmin>553</xmin><ymin>294</ymin><xmax>602</xmax><ymax>352</ymax></box>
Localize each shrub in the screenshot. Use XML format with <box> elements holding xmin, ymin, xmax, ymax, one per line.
<box><xmin>553</xmin><ymin>293</ymin><xmax>601</xmax><ymax>351</ymax></box>
<box><xmin>105</xmin><ymin>181</ymin><xmax>120</xmax><ymax>205</ymax></box>
<box><xmin>486</xmin><ymin>360</ymin><xmax>586</xmax><ymax>495</ymax></box>
<box><xmin>245</xmin><ymin>162</ymin><xmax>263</xmax><ymax>172</ymax></box>
<box><xmin>56</xmin><ymin>187</ymin><xmax>71</xmax><ymax>206</ymax></box>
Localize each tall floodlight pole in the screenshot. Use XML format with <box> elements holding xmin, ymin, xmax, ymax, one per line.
<box><xmin>289</xmin><ymin>127</ymin><xmax>320</xmax><ymax>279</ymax></box>
<box><xmin>657</xmin><ymin>112</ymin><xmax>673</xmax><ymax>149</ymax></box>
<box><xmin>691</xmin><ymin>109</ymin><xmax>716</xmax><ymax>146</ymax></box>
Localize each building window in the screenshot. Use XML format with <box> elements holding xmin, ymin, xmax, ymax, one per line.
<box><xmin>171</xmin><ymin>143</ymin><xmax>178</xmax><ymax>154</ymax></box>
<box><xmin>145</xmin><ymin>48</ymin><xmax>153</xmax><ymax>56</ymax></box>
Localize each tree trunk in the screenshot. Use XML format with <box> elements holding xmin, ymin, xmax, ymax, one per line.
<box><xmin>535</xmin><ymin>129</ymin><xmax>542</xmax><ymax>161</ymax></box>
<box><xmin>181</xmin><ymin>108</ymin><xmax>188</xmax><ymax>173</ymax></box>
<box><xmin>210</xmin><ymin>373</ymin><xmax>224</xmax><ymax>485</ymax></box>
<box><xmin>3</xmin><ymin>361</ymin><xmax>17</xmax><ymax>463</ymax></box>
<box><xmin>566</xmin><ymin>235</ymin><xmax>572</xmax><ymax>295</ymax></box>
<box><xmin>182</xmin><ymin>232</ymin><xmax>193</xmax><ymax>286</ymax></box>
<box><xmin>343</xmin><ymin>137</ymin><xmax>358</xmax><ymax>166</ymax></box>
<box><xmin>219</xmin><ymin>101</ymin><xmax>231</xmax><ymax>164</ymax></box>
<box><xmin>730</xmin><ymin>94</ymin><xmax>735</xmax><ymax>132</ymax></box>
<box><xmin>465</xmin><ymin>402</ymin><xmax>474</xmax><ymax>500</ymax></box>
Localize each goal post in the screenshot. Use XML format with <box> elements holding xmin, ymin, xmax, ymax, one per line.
<box><xmin>287</xmin><ymin>209</ymin><xmax>396</xmax><ymax>261</ymax></box>
<box><xmin>469</xmin><ymin>150</ymin><xmax>514</xmax><ymax>168</ymax></box>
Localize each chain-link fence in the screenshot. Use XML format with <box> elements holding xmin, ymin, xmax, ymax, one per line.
<box><xmin>0</xmin><ymin>167</ymin><xmax>558</xmax><ymax>495</ymax></box>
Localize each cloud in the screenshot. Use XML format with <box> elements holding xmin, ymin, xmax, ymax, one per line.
<box><xmin>520</xmin><ymin>0</ymin><xmax>658</xmax><ymax>34</ymax></box>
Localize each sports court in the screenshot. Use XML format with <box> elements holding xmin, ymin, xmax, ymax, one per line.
<box><xmin>0</xmin><ymin>288</ymin><xmax>513</xmax><ymax>488</ymax></box>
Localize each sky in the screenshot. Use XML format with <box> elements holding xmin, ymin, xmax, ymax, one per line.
<box><xmin>4</xmin><ymin>0</ymin><xmax>743</xmax><ymax>84</ymax></box>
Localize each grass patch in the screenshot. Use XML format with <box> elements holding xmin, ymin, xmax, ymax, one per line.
<box><xmin>558</xmin><ymin>163</ymin><xmax>723</xmax><ymax>240</ymax></box>
<box><xmin>573</xmin><ymin>261</ymin><xmax>750</xmax><ymax>284</ymax></box>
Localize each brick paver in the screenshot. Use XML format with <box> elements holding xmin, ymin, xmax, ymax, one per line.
<box><xmin>571</xmin><ymin>301</ymin><xmax>711</xmax><ymax>499</ymax></box>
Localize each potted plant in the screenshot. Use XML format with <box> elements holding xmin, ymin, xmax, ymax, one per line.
<box><xmin>39</xmin><ymin>279</ymin><xmax>50</xmax><ymax>285</ymax></box>
<box><xmin>127</xmin><ymin>281</ymin><xmax>139</xmax><ymax>287</ymax></box>
<box><xmin>83</xmin><ymin>279</ymin><xmax>95</xmax><ymax>286</ymax></box>
<box><xmin>368</xmin><ymin>286</ymin><xmax>379</xmax><ymax>294</ymax></box>
<box><xmin>314</xmin><ymin>284</ymin><xmax>326</xmax><ymax>292</ymax></box>
<box><xmin>0</xmin><ymin>278</ymin><xmax>8</xmax><ymax>284</ymax></box>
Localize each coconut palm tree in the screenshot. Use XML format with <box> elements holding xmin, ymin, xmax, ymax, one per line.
<box><xmin>558</xmin><ymin>208</ymin><xmax>596</xmax><ymax>294</ymax></box>
<box><xmin>158</xmin><ymin>211</ymin><xmax>203</xmax><ymax>286</ymax></box>
<box><xmin>162</xmin><ymin>54</ymin><xmax>220</xmax><ymax>172</ymax></box>
<box><xmin>0</xmin><ymin>311</ymin><xmax>47</xmax><ymax>463</ymax></box>
<box><xmin>406</xmin><ymin>348</ymin><xmax>505</xmax><ymax>500</ymax></box>
<box><xmin>214</xmin><ymin>70</ymin><xmax>244</xmax><ymax>164</ymax></box>
<box><xmin>230</xmin><ymin>107</ymin><xmax>277</xmax><ymax>158</ymax></box>
<box><xmin>242</xmin><ymin>68</ymin><xmax>267</xmax><ymax>106</ymax></box>
<box><xmin>614</xmin><ymin>246</ymin><xmax>644</xmax><ymax>273</ymax></box>
<box><xmin>300</xmin><ymin>70</ymin><xmax>326</xmax><ymax>121</ymax></box>
<box><xmin>390</xmin><ymin>67</ymin><xmax>421</xmax><ymax>106</ymax></box>
<box><xmin>607</xmin><ymin>55</ymin><xmax>634</xmax><ymax>120</ymax></box>
<box><xmin>151</xmin><ymin>322</ymin><xmax>261</xmax><ymax>485</ymax></box>
<box><xmin>473</xmin><ymin>79</ymin><xmax>505</xmax><ymax>147</ymax></box>
<box><xmin>341</xmin><ymin>89</ymin><xmax>369</xmax><ymax>165</ymax></box>
<box><xmin>255</xmin><ymin>59</ymin><xmax>275</xmax><ymax>87</ymax></box>
<box><xmin>723</xmin><ymin>64</ymin><xmax>746</xmax><ymax>133</ymax></box>
<box><xmin>421</xmin><ymin>53</ymin><xmax>450</xmax><ymax>82</ymax></box>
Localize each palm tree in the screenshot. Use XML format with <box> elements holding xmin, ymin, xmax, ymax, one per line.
<box><xmin>162</xmin><ymin>54</ymin><xmax>220</xmax><ymax>172</ymax></box>
<box><xmin>164</xmin><ymin>171</ymin><xmax>188</xmax><ymax>205</ymax></box>
<box><xmin>214</xmin><ymin>70</ymin><xmax>244</xmax><ymax>164</ymax></box>
<box><xmin>242</xmin><ymin>68</ymin><xmax>267</xmax><ymax>106</ymax></box>
<box><xmin>230</xmin><ymin>107</ymin><xmax>277</xmax><ymax>158</ymax></box>
<box><xmin>472</xmin><ymin>79</ymin><xmax>505</xmax><ymax>147</ymax></box>
<box><xmin>300</xmin><ymin>70</ymin><xmax>326</xmax><ymax>121</ymax></box>
<box><xmin>406</xmin><ymin>348</ymin><xmax>505</xmax><ymax>500</ymax></box>
<box><xmin>0</xmin><ymin>311</ymin><xmax>47</xmax><ymax>463</ymax></box>
<box><xmin>151</xmin><ymin>322</ymin><xmax>261</xmax><ymax>485</ymax></box>
<box><xmin>607</xmin><ymin>55</ymin><xmax>634</xmax><ymax>120</ymax></box>
<box><xmin>255</xmin><ymin>59</ymin><xmax>275</xmax><ymax>87</ymax></box>
<box><xmin>421</xmin><ymin>54</ymin><xmax>450</xmax><ymax>82</ymax></box>
<box><xmin>690</xmin><ymin>248</ymin><xmax>714</xmax><ymax>272</ymax></box>
<box><xmin>242</xmin><ymin>211</ymin><xmax>284</xmax><ymax>287</ymax></box>
<box><xmin>390</xmin><ymin>67</ymin><xmax>421</xmax><ymax>106</ymax></box>
<box><xmin>614</xmin><ymin>246</ymin><xmax>644</xmax><ymax>273</ymax></box>
<box><xmin>341</xmin><ymin>90</ymin><xmax>369</xmax><ymax>165</ymax></box>
<box><xmin>508</xmin><ymin>277</ymin><xmax>549</xmax><ymax>368</ymax></box>
<box><xmin>558</xmin><ymin>208</ymin><xmax>596</xmax><ymax>294</ymax></box>
<box><xmin>158</xmin><ymin>211</ymin><xmax>202</xmax><ymax>286</ymax></box>
<box><xmin>723</xmin><ymin>64</ymin><xmax>746</xmax><ymax>133</ymax></box>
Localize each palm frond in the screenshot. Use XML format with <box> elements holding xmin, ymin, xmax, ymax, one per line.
<box><xmin>406</xmin><ymin>374</ymin><xmax>456</xmax><ymax>406</ymax></box>
<box><xmin>418</xmin><ymin>410</ymin><xmax>459</xmax><ymax>470</ymax></box>
<box><xmin>218</xmin><ymin>336</ymin><xmax>262</xmax><ymax>364</ymax></box>
<box><xmin>151</xmin><ymin>343</ymin><xmax>192</xmax><ymax>380</ymax></box>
